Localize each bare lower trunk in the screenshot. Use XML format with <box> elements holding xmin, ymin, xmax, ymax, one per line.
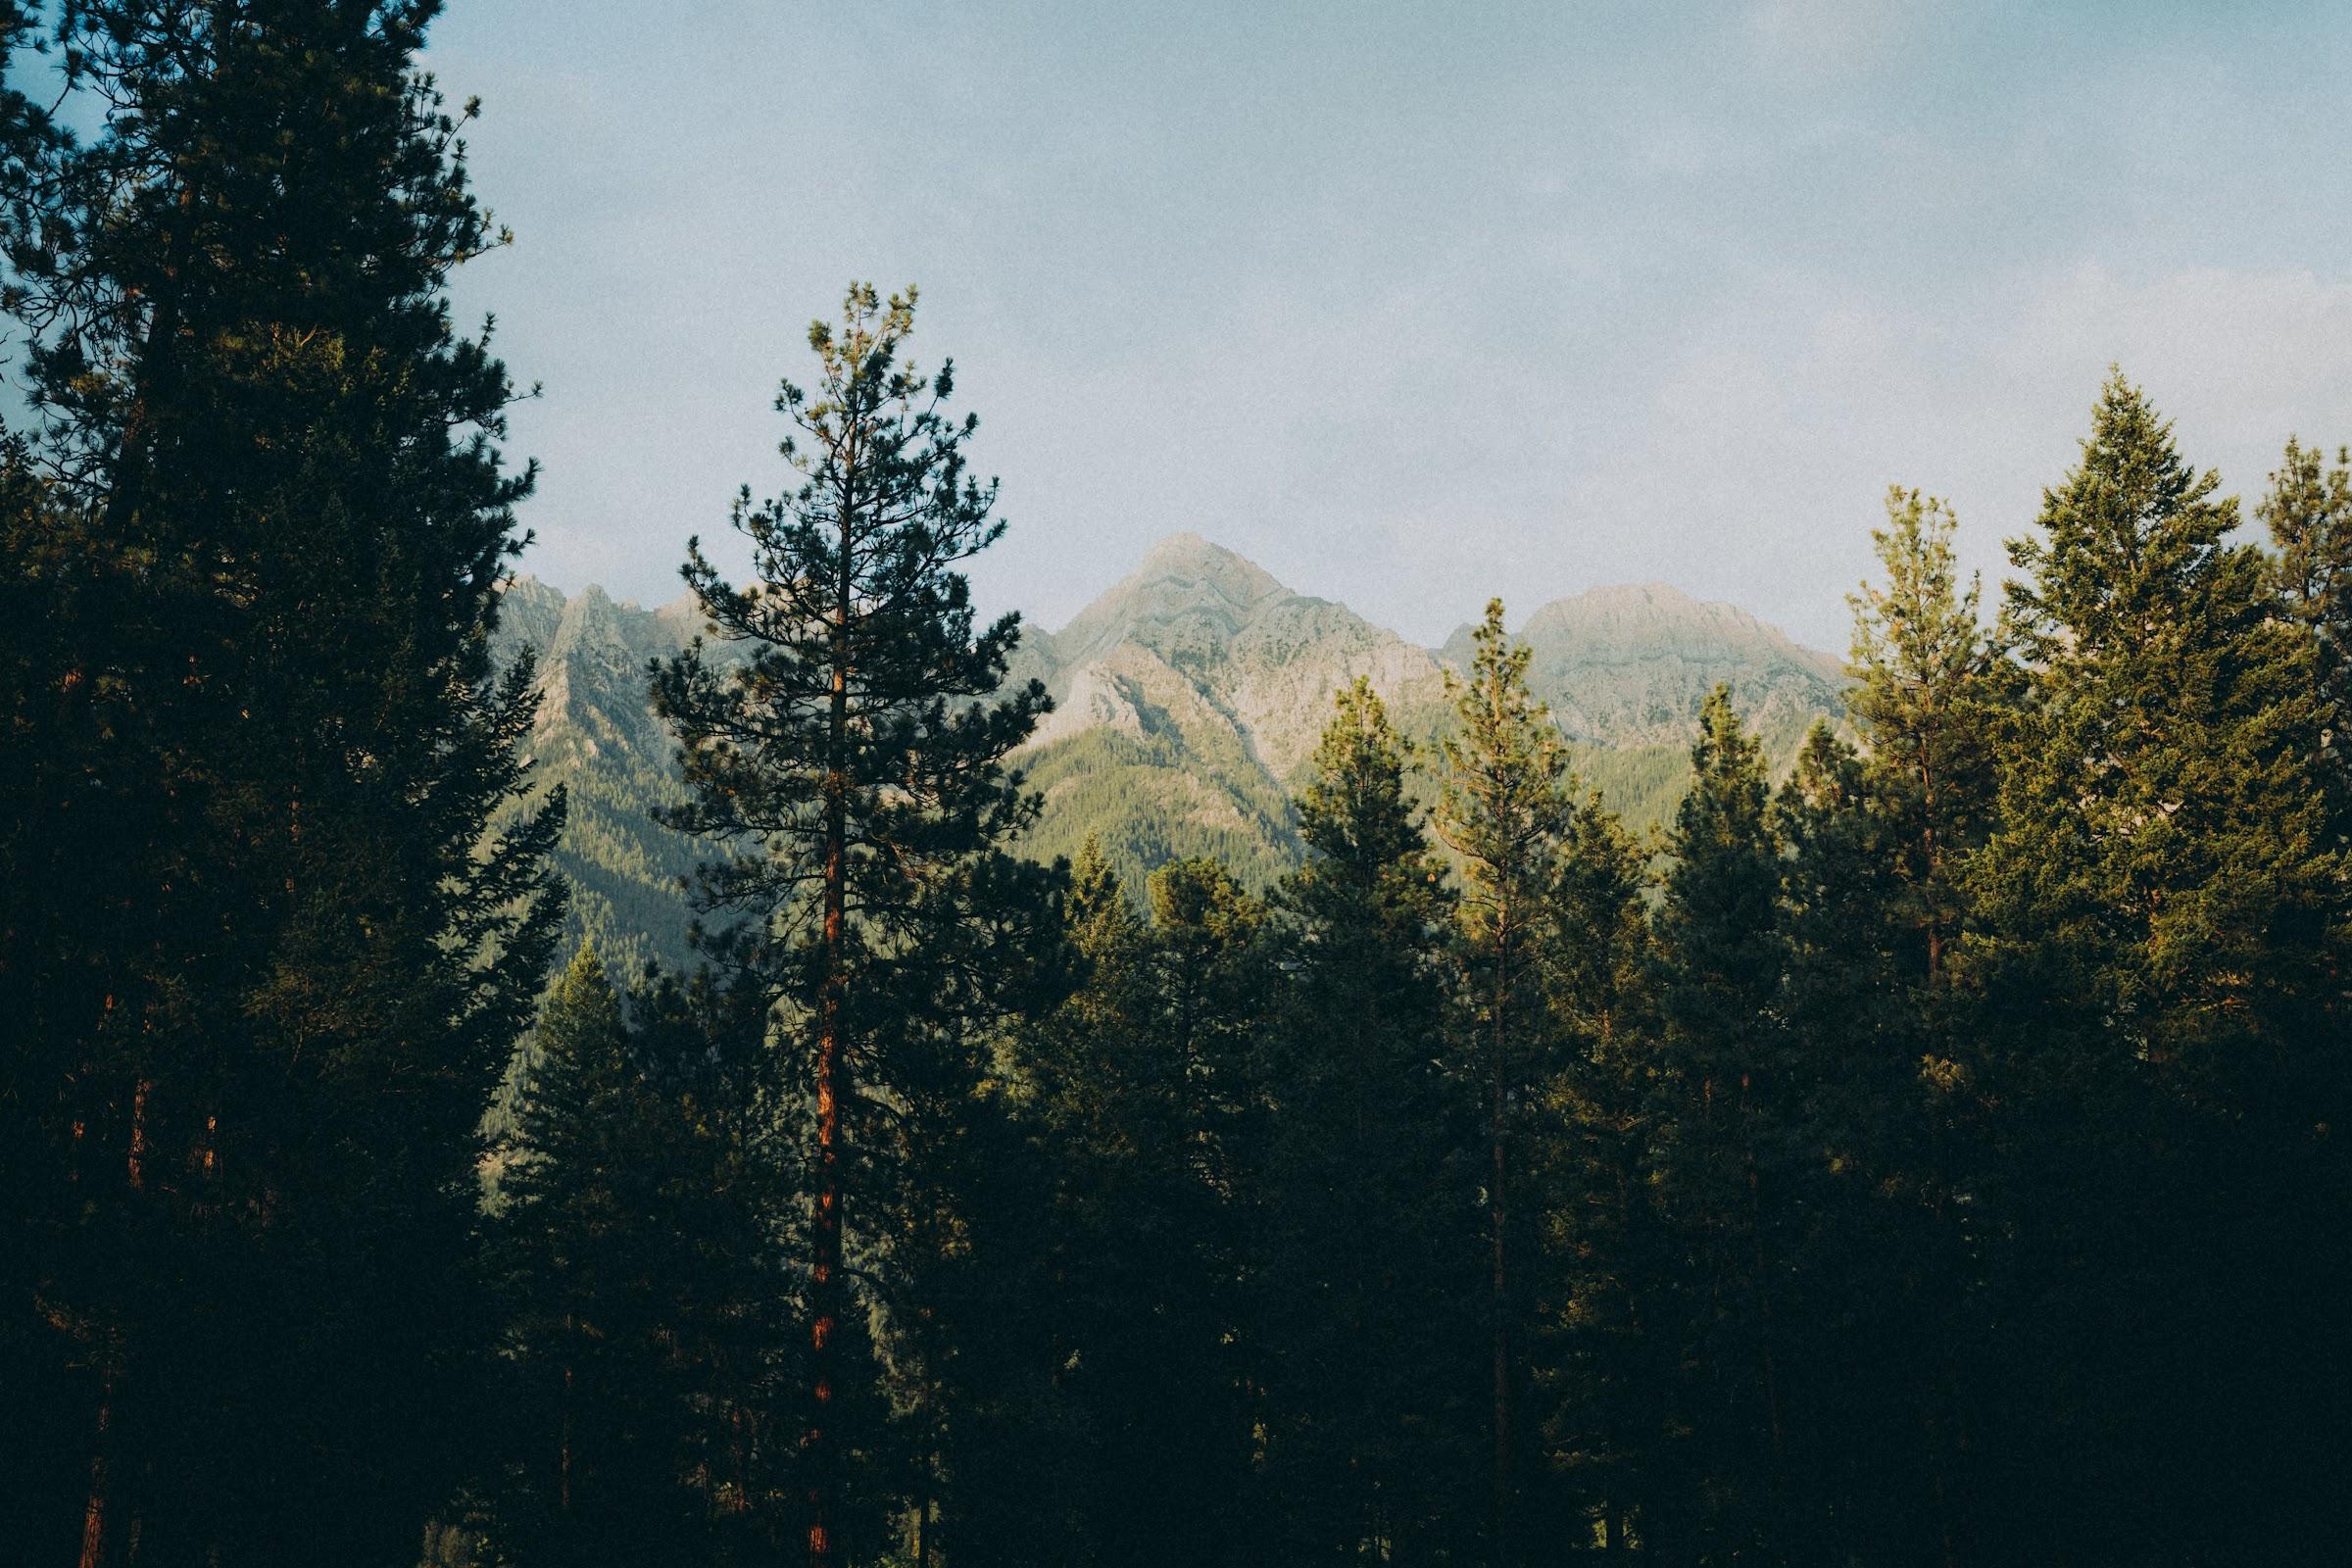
<box><xmin>808</xmin><ymin>966</ymin><xmax>840</xmax><ymax>1568</ymax></box>
<box><xmin>1490</xmin><ymin>928</ymin><xmax>1511</xmax><ymax>1568</ymax></box>
<box><xmin>127</xmin><ymin>1079</ymin><xmax>149</xmax><ymax>1192</ymax></box>
<box><xmin>808</xmin><ymin>481</ymin><xmax>854</xmax><ymax>1568</ymax></box>
<box><xmin>79</xmin><ymin>1361</ymin><xmax>118</xmax><ymax>1568</ymax></box>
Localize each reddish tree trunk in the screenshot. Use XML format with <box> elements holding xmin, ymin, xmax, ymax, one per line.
<box><xmin>79</xmin><ymin>1360</ymin><xmax>118</xmax><ymax>1568</ymax></box>
<box><xmin>1490</xmin><ymin>920</ymin><xmax>1511</xmax><ymax>1568</ymax></box>
<box><xmin>808</xmin><ymin>486</ymin><xmax>854</xmax><ymax>1568</ymax></box>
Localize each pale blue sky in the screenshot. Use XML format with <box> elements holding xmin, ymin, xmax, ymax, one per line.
<box><xmin>429</xmin><ymin>0</ymin><xmax>2352</xmax><ymax>650</ymax></box>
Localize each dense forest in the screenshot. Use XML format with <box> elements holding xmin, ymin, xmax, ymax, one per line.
<box><xmin>5</xmin><ymin>5</ymin><xmax>2350</xmax><ymax>1568</ymax></box>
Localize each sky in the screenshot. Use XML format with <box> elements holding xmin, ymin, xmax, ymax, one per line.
<box><xmin>425</xmin><ymin>0</ymin><xmax>2352</xmax><ymax>651</ymax></box>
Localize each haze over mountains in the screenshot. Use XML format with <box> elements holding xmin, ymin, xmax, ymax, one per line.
<box><xmin>496</xmin><ymin>533</ymin><xmax>1849</xmax><ymax>974</ymax></box>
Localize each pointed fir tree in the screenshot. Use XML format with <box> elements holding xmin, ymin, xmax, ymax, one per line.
<box><xmin>1256</xmin><ymin>678</ymin><xmax>1482</xmax><ymax>1562</ymax></box>
<box><xmin>651</xmin><ymin>283</ymin><xmax>1047</xmax><ymax>1568</ymax></box>
<box><xmin>1846</xmin><ymin>486</ymin><xmax>1998</xmax><ymax>987</ymax></box>
<box><xmin>489</xmin><ymin>947</ymin><xmax>795</xmax><ymax>1568</ymax></box>
<box><xmin>1837</xmin><ymin>490</ymin><xmax>2006</xmax><ymax>1562</ymax></box>
<box><xmin>2260</xmin><ymin>436</ymin><xmax>2352</xmax><ymax>795</ymax></box>
<box><xmin>1973</xmin><ymin>371</ymin><xmax>2348</xmax><ymax>1561</ymax></box>
<box><xmin>1766</xmin><ymin>719</ymin><xmax>1975</xmax><ymax>1562</ymax></box>
<box><xmin>493</xmin><ymin>947</ymin><xmax>692</xmax><ymax>1568</ymax></box>
<box><xmin>1436</xmin><ymin>599</ymin><xmax>1574</xmax><ymax>1567</ymax></box>
<box><xmin>1530</xmin><ymin>793</ymin><xmax>1667</xmax><ymax>1558</ymax></box>
<box><xmin>855</xmin><ymin>845</ymin><xmax>1069</xmax><ymax>1568</ymax></box>
<box><xmin>1008</xmin><ymin>846</ymin><xmax>1275</xmax><ymax>1567</ymax></box>
<box><xmin>1647</xmin><ymin>685</ymin><xmax>1789</xmax><ymax>1559</ymax></box>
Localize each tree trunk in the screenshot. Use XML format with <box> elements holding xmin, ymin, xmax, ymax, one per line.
<box><xmin>1490</xmin><ymin>920</ymin><xmax>1511</xmax><ymax>1568</ymax></box>
<box><xmin>79</xmin><ymin>1357</ymin><xmax>118</xmax><ymax>1568</ymax></box>
<box><xmin>808</xmin><ymin>483</ymin><xmax>854</xmax><ymax>1568</ymax></box>
<box><xmin>127</xmin><ymin>1078</ymin><xmax>149</xmax><ymax>1192</ymax></box>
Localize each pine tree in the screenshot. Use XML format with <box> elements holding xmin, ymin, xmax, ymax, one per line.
<box><xmin>652</xmin><ymin>283</ymin><xmax>1047</xmax><ymax>1568</ymax></box>
<box><xmin>1837</xmin><ymin>488</ymin><xmax>2004</xmax><ymax>1564</ymax></box>
<box><xmin>488</xmin><ymin>947</ymin><xmax>795</xmax><ymax>1568</ymax></box>
<box><xmin>1974</xmin><ymin>371</ymin><xmax>2349</xmax><ymax>1562</ymax></box>
<box><xmin>2</xmin><ymin>6</ymin><xmax>564</xmax><ymax>1560</ymax></box>
<box><xmin>1531</xmin><ymin>794</ymin><xmax>1664</xmax><ymax>1558</ymax></box>
<box><xmin>1647</xmin><ymin>685</ymin><xmax>1788</xmax><ymax>1560</ymax></box>
<box><xmin>2261</xmin><ymin>436</ymin><xmax>2352</xmax><ymax>794</ymax></box>
<box><xmin>1006</xmin><ymin>847</ymin><xmax>1273</xmax><ymax>1568</ymax></box>
<box><xmin>1256</xmin><ymin>679</ymin><xmax>1480</xmax><ymax>1563</ymax></box>
<box><xmin>1846</xmin><ymin>487</ymin><xmax>1997</xmax><ymax>986</ymax></box>
<box><xmin>1771</xmin><ymin>720</ymin><xmax>1967</xmax><ymax>1563</ymax></box>
<box><xmin>494</xmin><ymin>948</ymin><xmax>693</xmax><ymax>1568</ymax></box>
<box><xmin>1436</xmin><ymin>600</ymin><xmax>1574</xmax><ymax>1567</ymax></box>
<box><xmin>858</xmin><ymin>846</ymin><xmax>1069</xmax><ymax>1568</ymax></box>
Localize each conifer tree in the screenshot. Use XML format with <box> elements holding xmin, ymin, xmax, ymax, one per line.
<box><xmin>1770</xmin><ymin>721</ymin><xmax>1966</xmax><ymax>1562</ymax></box>
<box><xmin>489</xmin><ymin>947</ymin><xmax>792</xmax><ymax>1567</ymax></box>
<box><xmin>2261</xmin><ymin>436</ymin><xmax>2352</xmax><ymax>792</ymax></box>
<box><xmin>1976</xmin><ymin>371</ymin><xmax>2348</xmax><ymax>1562</ymax></box>
<box><xmin>856</xmin><ymin>846</ymin><xmax>1068</xmax><ymax>1568</ymax></box>
<box><xmin>652</xmin><ymin>283</ymin><xmax>1047</xmax><ymax>1568</ymax></box>
<box><xmin>1847</xmin><ymin>487</ymin><xmax>1997</xmax><ymax>985</ymax></box>
<box><xmin>1838</xmin><ymin>490</ymin><xmax>2004</xmax><ymax>1562</ymax></box>
<box><xmin>1648</xmin><ymin>685</ymin><xmax>1788</xmax><ymax>1559</ymax></box>
<box><xmin>494</xmin><ymin>948</ymin><xmax>692</xmax><ymax>1567</ymax></box>
<box><xmin>1257</xmin><ymin>679</ymin><xmax>1480</xmax><ymax>1563</ymax></box>
<box><xmin>1436</xmin><ymin>600</ymin><xmax>1574</xmax><ymax>1567</ymax></box>
<box><xmin>1531</xmin><ymin>794</ymin><xmax>1664</xmax><ymax>1558</ymax></box>
<box><xmin>1</xmin><ymin>6</ymin><xmax>564</xmax><ymax>1560</ymax></box>
<box><xmin>1008</xmin><ymin>847</ymin><xmax>1272</xmax><ymax>1568</ymax></box>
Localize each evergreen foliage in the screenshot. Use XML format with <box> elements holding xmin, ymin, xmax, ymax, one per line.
<box><xmin>1436</xmin><ymin>600</ymin><xmax>1576</xmax><ymax>1567</ymax></box>
<box><xmin>1256</xmin><ymin>680</ymin><xmax>1483</xmax><ymax>1563</ymax></box>
<box><xmin>1963</xmin><ymin>372</ymin><xmax>2351</xmax><ymax>1563</ymax></box>
<box><xmin>484</xmin><ymin>947</ymin><xmax>788</xmax><ymax>1568</ymax></box>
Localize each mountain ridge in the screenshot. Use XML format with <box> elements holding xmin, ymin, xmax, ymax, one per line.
<box><xmin>497</xmin><ymin>533</ymin><xmax>1852</xmax><ymax>968</ymax></box>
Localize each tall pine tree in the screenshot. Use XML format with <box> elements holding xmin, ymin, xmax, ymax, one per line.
<box><xmin>1257</xmin><ymin>678</ymin><xmax>1481</xmax><ymax>1563</ymax></box>
<box><xmin>652</xmin><ymin>283</ymin><xmax>1048</xmax><ymax>1568</ymax></box>
<box><xmin>1436</xmin><ymin>600</ymin><xmax>1574</xmax><ymax>1568</ymax></box>
<box><xmin>1973</xmin><ymin>371</ymin><xmax>2348</xmax><ymax>1563</ymax></box>
<box><xmin>1647</xmin><ymin>686</ymin><xmax>1788</xmax><ymax>1562</ymax></box>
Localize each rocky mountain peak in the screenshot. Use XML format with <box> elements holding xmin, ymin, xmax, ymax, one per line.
<box><xmin>1440</xmin><ymin>582</ymin><xmax>1847</xmax><ymax>750</ymax></box>
<box><xmin>1513</xmin><ymin>582</ymin><xmax>1841</xmax><ymax>678</ymax></box>
<box><xmin>1054</xmin><ymin>531</ymin><xmax>1294</xmax><ymax>668</ymax></box>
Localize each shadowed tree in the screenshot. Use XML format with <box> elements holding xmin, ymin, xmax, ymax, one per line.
<box><xmin>1256</xmin><ymin>679</ymin><xmax>1481</xmax><ymax>1563</ymax></box>
<box><xmin>1531</xmin><ymin>794</ymin><xmax>1662</xmax><ymax>1559</ymax></box>
<box><xmin>1436</xmin><ymin>600</ymin><xmax>1574</xmax><ymax>1568</ymax></box>
<box><xmin>1648</xmin><ymin>686</ymin><xmax>1788</xmax><ymax>1562</ymax></box>
<box><xmin>1</xmin><ymin>5</ymin><xmax>564</xmax><ymax>1561</ymax></box>
<box><xmin>1971</xmin><ymin>371</ymin><xmax>2349</xmax><ymax>1564</ymax></box>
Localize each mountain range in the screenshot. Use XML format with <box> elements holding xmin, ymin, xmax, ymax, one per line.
<box><xmin>493</xmin><ymin>533</ymin><xmax>1850</xmax><ymax>975</ymax></box>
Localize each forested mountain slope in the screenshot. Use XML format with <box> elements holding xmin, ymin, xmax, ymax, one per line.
<box><xmin>497</xmin><ymin>535</ymin><xmax>1849</xmax><ymax>967</ymax></box>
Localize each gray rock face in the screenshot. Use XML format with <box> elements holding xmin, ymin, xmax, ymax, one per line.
<box><xmin>493</xmin><ymin>578</ymin><xmax>705</xmax><ymax>974</ymax></box>
<box><xmin>1024</xmin><ymin>533</ymin><xmax>1445</xmax><ymax>782</ymax></box>
<box><xmin>1439</xmin><ymin>582</ymin><xmax>1847</xmax><ymax>752</ymax></box>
